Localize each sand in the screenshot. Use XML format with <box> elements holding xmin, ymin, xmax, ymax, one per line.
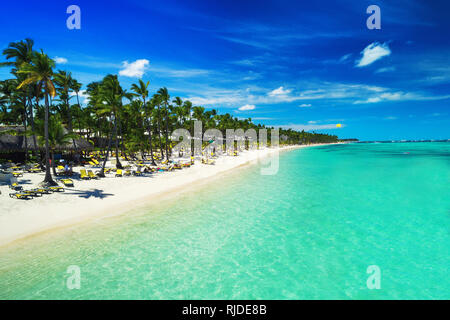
<box><xmin>0</xmin><ymin>144</ymin><xmax>333</xmax><ymax>247</ymax></box>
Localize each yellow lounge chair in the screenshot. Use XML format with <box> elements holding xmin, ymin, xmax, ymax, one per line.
<box><xmin>9</xmin><ymin>192</ymin><xmax>33</xmax><ymax>200</ymax></box>
<box><xmin>115</xmin><ymin>169</ymin><xmax>123</xmax><ymax>177</ymax></box>
<box><xmin>124</xmin><ymin>169</ymin><xmax>131</xmax><ymax>176</ymax></box>
<box><xmin>88</xmin><ymin>170</ymin><xmax>99</xmax><ymax>179</ymax></box>
<box><xmin>23</xmin><ymin>190</ymin><xmax>42</xmax><ymax>197</ymax></box>
<box><xmin>80</xmin><ymin>169</ymin><xmax>90</xmax><ymax>180</ymax></box>
<box><xmin>12</xmin><ymin>172</ymin><xmax>23</xmax><ymax>177</ymax></box>
<box><xmin>60</xmin><ymin>179</ymin><xmax>74</xmax><ymax>187</ymax></box>
<box><xmin>9</xmin><ymin>183</ymin><xmax>23</xmax><ymax>191</ymax></box>
<box><xmin>48</xmin><ymin>186</ymin><xmax>64</xmax><ymax>192</ymax></box>
<box><xmin>32</xmin><ymin>188</ymin><xmax>52</xmax><ymax>194</ymax></box>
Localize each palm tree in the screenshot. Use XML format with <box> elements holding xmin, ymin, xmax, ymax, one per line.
<box><xmin>17</xmin><ymin>50</ymin><xmax>57</xmax><ymax>185</ymax></box>
<box><xmin>54</xmin><ymin>70</ymin><xmax>76</xmax><ymax>147</ymax></box>
<box><xmin>131</xmin><ymin>79</ymin><xmax>157</xmax><ymax>165</ymax></box>
<box><xmin>157</xmin><ymin>87</ymin><xmax>171</xmax><ymax>161</ymax></box>
<box><xmin>1</xmin><ymin>38</ymin><xmax>39</xmax><ymax>157</ymax></box>
<box><xmin>151</xmin><ymin>94</ymin><xmax>164</xmax><ymax>160</ymax></box>
<box><xmin>98</xmin><ymin>74</ymin><xmax>125</xmax><ymax>169</ymax></box>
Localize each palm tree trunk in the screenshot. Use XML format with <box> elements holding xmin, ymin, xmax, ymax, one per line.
<box><xmin>22</xmin><ymin>99</ymin><xmax>28</xmax><ymax>163</ymax></box>
<box><xmin>66</xmin><ymin>97</ymin><xmax>76</xmax><ymax>149</ymax></box>
<box><xmin>113</xmin><ymin>115</ymin><xmax>122</xmax><ymax>169</ymax></box>
<box><xmin>75</xmin><ymin>93</ymin><xmax>82</xmax><ymax>137</ymax></box>
<box><xmin>157</xmin><ymin>105</ymin><xmax>164</xmax><ymax>160</ymax></box>
<box><xmin>29</xmin><ymin>95</ymin><xmax>39</xmax><ymax>160</ymax></box>
<box><xmin>51</xmin><ymin>152</ymin><xmax>57</xmax><ymax>176</ymax></box>
<box><xmin>43</xmin><ymin>92</ymin><xmax>55</xmax><ymax>185</ymax></box>
<box><xmin>164</xmin><ymin>105</ymin><xmax>170</xmax><ymax>161</ymax></box>
<box><xmin>146</xmin><ymin>119</ymin><xmax>156</xmax><ymax>166</ymax></box>
<box><xmin>98</xmin><ymin>124</ymin><xmax>114</xmax><ymax>177</ymax></box>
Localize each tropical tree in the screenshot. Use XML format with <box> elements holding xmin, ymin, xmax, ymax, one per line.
<box><xmin>157</xmin><ymin>87</ymin><xmax>171</xmax><ymax>161</ymax></box>
<box><xmin>1</xmin><ymin>38</ymin><xmax>39</xmax><ymax>157</ymax></box>
<box><xmin>131</xmin><ymin>79</ymin><xmax>156</xmax><ymax>165</ymax></box>
<box><xmin>17</xmin><ymin>50</ymin><xmax>57</xmax><ymax>185</ymax></box>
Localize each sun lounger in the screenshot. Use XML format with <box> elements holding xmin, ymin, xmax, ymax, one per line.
<box><xmin>60</xmin><ymin>178</ymin><xmax>74</xmax><ymax>187</ymax></box>
<box><xmin>80</xmin><ymin>169</ymin><xmax>90</xmax><ymax>180</ymax></box>
<box><xmin>9</xmin><ymin>183</ymin><xmax>23</xmax><ymax>191</ymax></box>
<box><xmin>48</xmin><ymin>186</ymin><xmax>64</xmax><ymax>192</ymax></box>
<box><xmin>31</xmin><ymin>188</ymin><xmax>52</xmax><ymax>194</ymax></box>
<box><xmin>23</xmin><ymin>190</ymin><xmax>42</xmax><ymax>197</ymax></box>
<box><xmin>88</xmin><ymin>170</ymin><xmax>99</xmax><ymax>179</ymax></box>
<box><xmin>124</xmin><ymin>169</ymin><xmax>132</xmax><ymax>176</ymax></box>
<box><xmin>115</xmin><ymin>169</ymin><xmax>123</xmax><ymax>177</ymax></box>
<box><xmin>9</xmin><ymin>192</ymin><xmax>33</xmax><ymax>200</ymax></box>
<box><xmin>12</xmin><ymin>172</ymin><xmax>23</xmax><ymax>177</ymax></box>
<box><xmin>202</xmin><ymin>158</ymin><xmax>215</xmax><ymax>165</ymax></box>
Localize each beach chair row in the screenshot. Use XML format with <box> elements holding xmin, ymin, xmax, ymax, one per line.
<box><xmin>8</xmin><ymin>183</ymin><xmax>64</xmax><ymax>200</ymax></box>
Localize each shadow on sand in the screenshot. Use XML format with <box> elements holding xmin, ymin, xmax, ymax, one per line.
<box><xmin>63</xmin><ymin>188</ymin><xmax>114</xmax><ymax>199</ymax></box>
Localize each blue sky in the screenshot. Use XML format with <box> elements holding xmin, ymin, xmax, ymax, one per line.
<box><xmin>0</xmin><ymin>0</ymin><xmax>449</xmax><ymax>141</ymax></box>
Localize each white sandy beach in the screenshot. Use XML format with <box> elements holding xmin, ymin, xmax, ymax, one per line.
<box><xmin>0</xmin><ymin>144</ymin><xmax>334</xmax><ymax>247</ymax></box>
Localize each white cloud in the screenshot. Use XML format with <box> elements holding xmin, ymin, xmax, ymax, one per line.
<box><xmin>150</xmin><ymin>66</ymin><xmax>209</xmax><ymax>78</ymax></box>
<box><xmin>384</xmin><ymin>116</ymin><xmax>398</xmax><ymax>120</ymax></box>
<box><xmin>299</xmin><ymin>103</ymin><xmax>312</xmax><ymax>108</ymax></box>
<box><xmin>238</xmin><ymin>104</ymin><xmax>256</xmax><ymax>111</ymax></box>
<box><xmin>308</xmin><ymin>120</ymin><xmax>317</xmax><ymax>124</ymax></box>
<box><xmin>354</xmin><ymin>91</ymin><xmax>450</xmax><ymax>104</ymax></box>
<box><xmin>119</xmin><ymin>59</ymin><xmax>149</xmax><ymax>77</ymax></box>
<box><xmin>339</xmin><ymin>53</ymin><xmax>352</xmax><ymax>63</ymax></box>
<box><xmin>375</xmin><ymin>66</ymin><xmax>396</xmax><ymax>73</ymax></box>
<box><xmin>268</xmin><ymin>86</ymin><xmax>292</xmax><ymax>96</ymax></box>
<box><xmin>356</xmin><ymin>42</ymin><xmax>391</xmax><ymax>67</ymax></box>
<box><xmin>54</xmin><ymin>56</ymin><xmax>68</xmax><ymax>64</ymax></box>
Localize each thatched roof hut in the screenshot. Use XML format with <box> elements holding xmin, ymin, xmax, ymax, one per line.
<box><xmin>0</xmin><ymin>126</ymin><xmax>93</xmax><ymax>152</ymax></box>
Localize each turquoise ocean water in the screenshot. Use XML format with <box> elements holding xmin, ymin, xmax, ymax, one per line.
<box><xmin>0</xmin><ymin>142</ymin><xmax>448</xmax><ymax>299</ymax></box>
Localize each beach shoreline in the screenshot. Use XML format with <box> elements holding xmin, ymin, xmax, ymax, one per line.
<box><xmin>0</xmin><ymin>143</ymin><xmax>337</xmax><ymax>247</ymax></box>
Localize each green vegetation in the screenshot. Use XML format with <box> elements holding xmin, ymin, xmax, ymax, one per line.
<box><xmin>0</xmin><ymin>39</ymin><xmax>340</xmax><ymax>184</ymax></box>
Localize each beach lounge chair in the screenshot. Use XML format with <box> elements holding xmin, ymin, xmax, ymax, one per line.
<box><xmin>9</xmin><ymin>183</ymin><xmax>23</xmax><ymax>191</ymax></box>
<box><xmin>48</xmin><ymin>186</ymin><xmax>64</xmax><ymax>192</ymax></box>
<box><xmin>202</xmin><ymin>158</ymin><xmax>215</xmax><ymax>165</ymax></box>
<box><xmin>31</xmin><ymin>188</ymin><xmax>52</xmax><ymax>195</ymax></box>
<box><xmin>115</xmin><ymin>169</ymin><xmax>123</xmax><ymax>177</ymax></box>
<box><xmin>88</xmin><ymin>170</ymin><xmax>99</xmax><ymax>179</ymax></box>
<box><xmin>9</xmin><ymin>192</ymin><xmax>33</xmax><ymax>200</ymax></box>
<box><xmin>12</xmin><ymin>172</ymin><xmax>23</xmax><ymax>177</ymax></box>
<box><xmin>133</xmin><ymin>168</ymin><xmax>143</xmax><ymax>176</ymax></box>
<box><xmin>60</xmin><ymin>178</ymin><xmax>74</xmax><ymax>187</ymax></box>
<box><xmin>80</xmin><ymin>169</ymin><xmax>90</xmax><ymax>180</ymax></box>
<box><xmin>124</xmin><ymin>169</ymin><xmax>132</xmax><ymax>176</ymax></box>
<box><xmin>23</xmin><ymin>190</ymin><xmax>42</xmax><ymax>197</ymax></box>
